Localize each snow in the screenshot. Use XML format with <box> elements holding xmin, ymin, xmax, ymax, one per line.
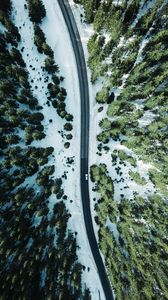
<box><xmin>26</xmin><ymin>238</ymin><xmax>33</xmax><ymax>250</ymax></box>
<box><xmin>134</xmin><ymin>98</ymin><xmax>146</xmax><ymax>108</ymax></box>
<box><xmin>0</xmin><ymin>22</ymin><xmax>6</xmax><ymax>33</ymax></box>
<box><xmin>104</xmin><ymin>32</ymin><xmax>111</xmax><ymax>45</ymax></box>
<box><xmin>112</xmin><ymin>0</ymin><xmax>123</xmax><ymax>5</ymax></box>
<box><xmin>134</xmin><ymin>217</ymin><xmax>148</xmax><ymax>225</ymax></box>
<box><xmin>134</xmin><ymin>25</ymin><xmax>155</xmax><ymax>67</ymax></box>
<box><xmin>11</xmin><ymin>0</ymin><xmax>105</xmax><ymax>298</ymax></box>
<box><xmin>97</xmin><ymin>147</ymin><xmax>156</xmax><ymax>202</ymax></box>
<box><xmin>131</xmin><ymin>0</ymin><xmax>157</xmax><ymax>29</ymax></box>
<box><xmin>106</xmin><ymin>217</ymin><xmax>120</xmax><ymax>246</ymax></box>
<box><xmin>138</xmin><ymin>110</ymin><xmax>156</xmax><ymax>127</ymax></box>
<box><xmin>118</xmin><ymin>36</ymin><xmax>125</xmax><ymax>47</ymax></box>
<box><xmin>41</xmin><ymin>269</ymin><xmax>47</xmax><ymax>288</ymax></box>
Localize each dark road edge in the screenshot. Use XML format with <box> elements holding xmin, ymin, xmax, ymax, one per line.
<box><xmin>57</xmin><ymin>1</ymin><xmax>114</xmax><ymax>299</ymax></box>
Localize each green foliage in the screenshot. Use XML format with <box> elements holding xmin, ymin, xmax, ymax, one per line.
<box><xmin>28</xmin><ymin>0</ymin><xmax>46</xmax><ymax>23</ymax></box>
<box><xmin>129</xmin><ymin>170</ymin><xmax>146</xmax><ymax>185</ymax></box>
<box><xmin>77</xmin><ymin>0</ymin><xmax>101</xmax><ymax>23</ymax></box>
<box><xmin>64</xmin><ymin>142</ymin><xmax>70</xmax><ymax>149</ymax></box>
<box><xmin>83</xmin><ymin>1</ymin><xmax>168</xmax><ymax>298</ymax></box>
<box><xmin>0</xmin><ymin>16</ymin><xmax>20</xmax><ymax>43</ymax></box>
<box><xmin>96</xmin><ymin>87</ymin><xmax>109</xmax><ymax>103</ymax></box>
<box><xmin>33</xmin><ymin>24</ymin><xmax>54</xmax><ymax>57</ymax></box>
<box><xmin>99</xmin><ymin>118</ymin><xmax>111</xmax><ymax>130</ymax></box>
<box><xmin>117</xmin><ymin>150</ymin><xmax>127</xmax><ymax>161</ymax></box>
<box><xmin>148</xmin><ymin>168</ymin><xmax>168</xmax><ymax>196</ymax></box>
<box><xmin>27</xmin><ymin>112</ymin><xmax>44</xmax><ymax>124</ymax></box>
<box><xmin>10</xmin><ymin>48</ymin><xmax>26</xmax><ymax>67</ymax></box>
<box><xmin>65</xmin><ymin>113</ymin><xmax>73</xmax><ymax>122</ymax></box>
<box><xmin>33</xmin><ymin>23</ymin><xmax>46</xmax><ymax>53</ymax></box>
<box><xmin>52</xmin><ymin>178</ymin><xmax>62</xmax><ymax>194</ymax></box>
<box><xmin>0</xmin><ymin>9</ymin><xmax>88</xmax><ymax>300</ymax></box>
<box><xmin>97</xmin><ymin>130</ymin><xmax>110</xmax><ymax>144</ymax></box>
<box><xmin>91</xmin><ymin>162</ymin><xmax>168</xmax><ymax>299</ymax></box>
<box><xmin>44</xmin><ymin>57</ymin><xmax>59</xmax><ymax>74</ymax></box>
<box><xmin>90</xmin><ymin>163</ymin><xmax>107</xmax><ymax>182</ymax></box>
<box><xmin>0</xmin><ymin>0</ymin><xmax>12</xmax><ymax>15</ymax></box>
<box><xmin>64</xmin><ymin>123</ymin><xmax>73</xmax><ymax>131</ymax></box>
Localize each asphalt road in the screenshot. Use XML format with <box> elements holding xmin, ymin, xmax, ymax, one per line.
<box><xmin>57</xmin><ymin>1</ymin><xmax>114</xmax><ymax>299</ymax></box>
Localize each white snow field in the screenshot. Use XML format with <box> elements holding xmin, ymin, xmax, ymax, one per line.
<box><xmin>12</xmin><ymin>0</ymin><xmax>105</xmax><ymax>298</ymax></box>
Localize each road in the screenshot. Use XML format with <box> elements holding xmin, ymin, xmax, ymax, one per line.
<box><xmin>57</xmin><ymin>1</ymin><xmax>114</xmax><ymax>299</ymax></box>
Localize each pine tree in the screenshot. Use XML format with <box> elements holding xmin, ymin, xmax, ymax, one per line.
<box><xmin>28</xmin><ymin>0</ymin><xmax>46</xmax><ymax>23</ymax></box>
<box><xmin>0</xmin><ymin>0</ymin><xmax>12</xmax><ymax>15</ymax></box>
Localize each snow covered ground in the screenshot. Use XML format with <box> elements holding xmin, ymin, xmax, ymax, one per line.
<box><xmin>12</xmin><ymin>0</ymin><xmax>105</xmax><ymax>298</ymax></box>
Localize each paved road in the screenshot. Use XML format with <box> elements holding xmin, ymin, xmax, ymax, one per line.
<box><xmin>58</xmin><ymin>1</ymin><xmax>114</xmax><ymax>299</ymax></box>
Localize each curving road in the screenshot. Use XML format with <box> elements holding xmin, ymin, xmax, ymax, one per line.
<box><xmin>57</xmin><ymin>1</ymin><xmax>114</xmax><ymax>299</ymax></box>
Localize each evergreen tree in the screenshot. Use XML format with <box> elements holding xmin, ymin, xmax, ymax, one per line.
<box><xmin>0</xmin><ymin>0</ymin><xmax>12</xmax><ymax>15</ymax></box>
<box><xmin>28</xmin><ymin>0</ymin><xmax>46</xmax><ymax>23</ymax></box>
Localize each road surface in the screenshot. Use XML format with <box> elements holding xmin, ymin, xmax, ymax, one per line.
<box><xmin>57</xmin><ymin>1</ymin><xmax>114</xmax><ymax>299</ymax></box>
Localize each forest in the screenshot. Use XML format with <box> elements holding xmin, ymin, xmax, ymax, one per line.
<box><xmin>0</xmin><ymin>0</ymin><xmax>90</xmax><ymax>299</ymax></box>
<box><xmin>76</xmin><ymin>0</ymin><xmax>168</xmax><ymax>299</ymax></box>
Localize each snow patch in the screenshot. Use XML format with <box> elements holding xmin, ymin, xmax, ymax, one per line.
<box><xmin>138</xmin><ymin>110</ymin><xmax>155</xmax><ymax>127</ymax></box>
